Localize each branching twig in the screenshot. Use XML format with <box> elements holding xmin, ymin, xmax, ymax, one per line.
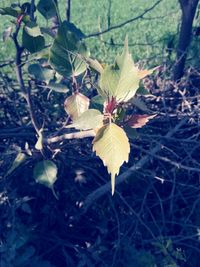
<box><xmin>85</xmin><ymin>0</ymin><xmax>162</xmax><ymax>38</ymax></box>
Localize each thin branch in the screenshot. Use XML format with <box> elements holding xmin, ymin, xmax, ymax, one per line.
<box><xmin>85</xmin><ymin>0</ymin><xmax>162</xmax><ymax>38</ymax></box>
<box><xmin>46</xmin><ymin>130</ymin><xmax>95</xmax><ymax>144</ymax></box>
<box><xmin>132</xmin><ymin>143</ymin><xmax>200</xmax><ymax>173</ymax></box>
<box><xmin>12</xmin><ymin>21</ymin><xmax>40</xmax><ymax>134</ymax></box>
<box><xmin>82</xmin><ymin>118</ymin><xmax>187</xmax><ymax>213</ymax></box>
<box><xmin>107</xmin><ymin>0</ymin><xmax>112</xmax><ymax>28</ymax></box>
<box><xmin>66</xmin><ymin>0</ymin><xmax>71</xmax><ymax>22</ymax></box>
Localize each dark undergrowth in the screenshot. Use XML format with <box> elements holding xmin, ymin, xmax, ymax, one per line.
<box><xmin>1</xmin><ymin>64</ymin><xmax>200</xmax><ymax>267</ymax></box>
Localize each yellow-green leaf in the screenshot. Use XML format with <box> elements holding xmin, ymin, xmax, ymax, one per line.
<box><xmin>99</xmin><ymin>37</ymin><xmax>140</xmax><ymax>102</ymax></box>
<box><xmin>6</xmin><ymin>152</ymin><xmax>27</xmax><ymax>177</ymax></box>
<box><xmin>33</xmin><ymin>160</ymin><xmax>57</xmax><ymax>188</ymax></box>
<box><xmin>35</xmin><ymin>129</ymin><xmax>43</xmax><ymax>150</ymax></box>
<box><xmin>93</xmin><ymin>123</ymin><xmax>130</xmax><ymax>195</ymax></box>
<box><xmin>66</xmin><ymin>109</ymin><xmax>103</xmax><ymax>130</ymax></box>
<box><xmin>49</xmin><ymin>21</ymin><xmax>88</xmax><ymax>77</ymax></box>
<box><xmin>85</xmin><ymin>57</ymin><xmax>104</xmax><ymax>73</ymax></box>
<box><xmin>64</xmin><ymin>93</ymin><xmax>90</xmax><ymax>121</ymax></box>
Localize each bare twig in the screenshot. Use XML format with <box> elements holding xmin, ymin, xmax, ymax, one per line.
<box><xmin>107</xmin><ymin>0</ymin><xmax>112</xmax><ymax>28</ymax></box>
<box><xmin>85</xmin><ymin>0</ymin><xmax>162</xmax><ymax>38</ymax></box>
<box><xmin>46</xmin><ymin>130</ymin><xmax>95</xmax><ymax>144</ymax></box>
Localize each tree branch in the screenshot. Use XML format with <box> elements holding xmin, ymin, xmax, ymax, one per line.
<box><xmin>46</xmin><ymin>130</ymin><xmax>95</xmax><ymax>144</ymax></box>
<box><xmin>85</xmin><ymin>0</ymin><xmax>162</xmax><ymax>38</ymax></box>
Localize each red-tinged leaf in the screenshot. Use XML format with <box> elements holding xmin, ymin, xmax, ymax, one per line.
<box><xmin>138</xmin><ymin>66</ymin><xmax>159</xmax><ymax>79</ymax></box>
<box><xmin>127</xmin><ymin>114</ymin><xmax>156</xmax><ymax>128</ymax></box>
<box><xmin>104</xmin><ymin>97</ymin><xmax>117</xmax><ymax>114</ymax></box>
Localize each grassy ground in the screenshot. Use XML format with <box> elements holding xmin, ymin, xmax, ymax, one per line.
<box><xmin>0</xmin><ymin>0</ymin><xmax>181</xmax><ymax>66</ymax></box>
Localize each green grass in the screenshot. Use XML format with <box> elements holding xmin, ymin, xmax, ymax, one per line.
<box><xmin>0</xmin><ymin>0</ymin><xmax>181</xmax><ymax>66</ymax></box>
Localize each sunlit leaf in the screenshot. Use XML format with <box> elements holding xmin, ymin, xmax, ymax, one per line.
<box><xmin>127</xmin><ymin>114</ymin><xmax>156</xmax><ymax>128</ymax></box>
<box><xmin>50</xmin><ymin>21</ymin><xmax>88</xmax><ymax>77</ymax></box>
<box><xmin>93</xmin><ymin>123</ymin><xmax>130</xmax><ymax>195</ymax></box>
<box><xmin>35</xmin><ymin>129</ymin><xmax>43</xmax><ymax>150</ymax></box>
<box><xmin>64</xmin><ymin>93</ymin><xmax>90</xmax><ymax>121</ymax></box>
<box><xmin>85</xmin><ymin>57</ymin><xmax>104</xmax><ymax>73</ymax></box>
<box><xmin>33</xmin><ymin>160</ymin><xmax>57</xmax><ymax>188</ymax></box>
<box><xmin>66</xmin><ymin>109</ymin><xmax>103</xmax><ymax>130</ymax></box>
<box><xmin>99</xmin><ymin>37</ymin><xmax>140</xmax><ymax>102</ymax></box>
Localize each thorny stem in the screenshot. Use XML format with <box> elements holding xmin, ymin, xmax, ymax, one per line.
<box><xmin>12</xmin><ymin>20</ymin><xmax>40</xmax><ymax>135</ymax></box>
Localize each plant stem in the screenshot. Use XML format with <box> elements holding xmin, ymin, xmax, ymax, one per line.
<box><xmin>12</xmin><ymin>21</ymin><xmax>40</xmax><ymax>135</ymax></box>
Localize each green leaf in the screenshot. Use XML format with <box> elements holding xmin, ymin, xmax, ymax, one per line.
<box><xmin>0</xmin><ymin>6</ymin><xmax>21</xmax><ymax>18</ymax></box>
<box><xmin>28</xmin><ymin>48</ymin><xmax>49</xmax><ymax>61</ymax></box>
<box><xmin>22</xmin><ymin>22</ymin><xmax>45</xmax><ymax>53</ymax></box>
<box><xmin>67</xmin><ymin>109</ymin><xmax>103</xmax><ymax>130</ymax></box>
<box><xmin>6</xmin><ymin>152</ymin><xmax>27</xmax><ymax>177</ymax></box>
<box><xmin>90</xmin><ymin>95</ymin><xmax>106</xmax><ymax>112</ymax></box>
<box><xmin>99</xmin><ymin>37</ymin><xmax>140</xmax><ymax>102</ymax></box>
<box><xmin>93</xmin><ymin>123</ymin><xmax>130</xmax><ymax>195</ymax></box>
<box><xmin>33</xmin><ymin>160</ymin><xmax>57</xmax><ymax>188</ymax></box>
<box><xmin>37</xmin><ymin>0</ymin><xmax>57</xmax><ymax>20</ymax></box>
<box><xmin>85</xmin><ymin>57</ymin><xmax>104</xmax><ymax>73</ymax></box>
<box><xmin>28</xmin><ymin>63</ymin><xmax>55</xmax><ymax>83</ymax></box>
<box><xmin>64</xmin><ymin>93</ymin><xmax>90</xmax><ymax>121</ymax></box>
<box><xmin>49</xmin><ymin>21</ymin><xmax>88</xmax><ymax>77</ymax></box>
<box><xmin>21</xmin><ymin>2</ymin><xmax>34</xmax><ymax>15</ymax></box>
<box><xmin>124</xmin><ymin>126</ymin><xmax>138</xmax><ymax>139</ymax></box>
<box><xmin>47</xmin><ymin>82</ymin><xmax>69</xmax><ymax>93</ymax></box>
<box><xmin>136</xmin><ymin>87</ymin><xmax>151</xmax><ymax>96</ymax></box>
